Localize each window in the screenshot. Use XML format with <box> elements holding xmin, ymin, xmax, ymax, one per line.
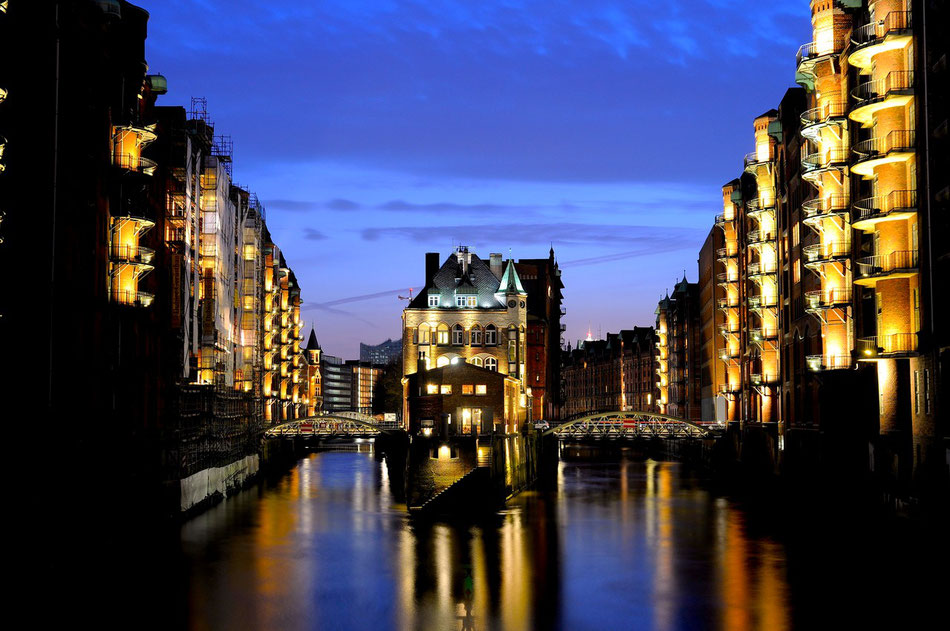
<box><xmin>508</xmin><ymin>340</ymin><xmax>517</xmax><ymax>362</ymax></box>
<box><xmin>428</xmin><ymin>294</ymin><xmax>439</xmax><ymax>307</ymax></box>
<box><xmin>462</xmin><ymin>384</ymin><xmax>474</xmax><ymax>395</ymax></box>
<box><xmin>419</xmin><ymin>323</ymin><xmax>430</xmax><ymax>345</ymax></box>
<box><xmin>437</xmin><ymin>324</ymin><xmax>449</xmax><ymax>345</ymax></box>
<box><xmin>408</xmin><ymin>327</ymin><xmax>417</xmax><ymax>345</ymax></box>
<box><xmin>440</xmin><ymin>384</ymin><xmax>452</xmax><ymax>395</ymax></box>
<box><xmin>485</xmin><ymin>325</ymin><xmax>497</xmax><ymax>345</ymax></box>
<box><xmin>485</xmin><ymin>357</ymin><xmax>497</xmax><ymax>372</ymax></box>
<box><xmin>471</xmin><ymin>356</ymin><xmax>483</xmax><ymax>367</ymax></box>
<box><xmin>452</xmin><ymin>324</ymin><xmax>464</xmax><ymax>345</ymax></box>
<box><xmin>471</xmin><ymin>325</ymin><xmax>482</xmax><ymax>346</ymax></box>
<box><xmin>475</xmin><ymin>384</ymin><xmax>487</xmax><ymax>395</ymax></box>
<box><xmin>456</xmin><ymin>295</ymin><xmax>477</xmax><ymax>307</ymax></box>
<box><xmin>426</xmin><ymin>384</ymin><xmax>438</xmax><ymax>394</ymax></box>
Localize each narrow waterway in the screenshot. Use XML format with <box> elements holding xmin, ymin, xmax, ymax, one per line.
<box><xmin>60</xmin><ymin>447</ymin><xmax>943</xmax><ymax>629</ymax></box>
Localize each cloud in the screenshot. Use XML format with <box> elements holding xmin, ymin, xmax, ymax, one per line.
<box><xmin>360</xmin><ymin>222</ymin><xmax>703</xmax><ymax>247</ymax></box>
<box><xmin>304</xmin><ymin>228</ymin><xmax>329</xmax><ymax>240</ymax></box>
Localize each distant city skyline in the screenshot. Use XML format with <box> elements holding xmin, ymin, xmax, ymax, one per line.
<box><xmin>138</xmin><ymin>0</ymin><xmax>811</xmax><ymax>357</ymax></box>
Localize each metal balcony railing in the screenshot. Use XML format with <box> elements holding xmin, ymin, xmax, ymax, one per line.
<box><xmin>801</xmin><ymin>147</ymin><xmax>849</xmax><ymax>172</ymax></box>
<box><xmin>113</xmin><ymin>289</ymin><xmax>154</xmax><ymax>307</ymax></box>
<box><xmin>803</xmin><ymin>241</ymin><xmax>851</xmax><ymax>265</ymax></box>
<box><xmin>747</xmin><ymin>230</ymin><xmax>775</xmax><ymax>246</ymax></box>
<box><xmin>718</xmin><ymin>297</ymin><xmax>740</xmax><ymax>310</ymax></box>
<box><xmin>715</xmin><ymin>213</ymin><xmax>735</xmax><ymax>227</ymax></box>
<box><xmin>111</xmin><ymin>243</ymin><xmax>156</xmax><ymax>264</ymax></box>
<box><xmin>853</xmin><ymin>129</ymin><xmax>916</xmax><ymax>160</ymax></box>
<box><xmin>851</xmin><ymin>71</ymin><xmax>914</xmax><ymax>105</ymax></box>
<box><xmin>716</xmin><ymin>245</ymin><xmax>738</xmax><ymax>259</ymax></box>
<box><xmin>748</xmin><ymin>294</ymin><xmax>778</xmax><ymax>310</ymax></box>
<box><xmin>114</xmin><ymin>153</ymin><xmax>158</xmax><ymax>176</ymax></box>
<box><xmin>719</xmin><ymin>383</ymin><xmax>741</xmax><ymax>395</ymax></box>
<box><xmin>749</xmin><ymin>327</ymin><xmax>779</xmax><ymax>345</ymax></box>
<box><xmin>719</xmin><ymin>348</ymin><xmax>740</xmax><ymax>362</ymax></box>
<box><xmin>806</xmin><ymin>354</ymin><xmax>852</xmax><ymax>372</ymax></box>
<box><xmin>853</xmin><ymin>190</ymin><xmax>917</xmax><ymax>223</ymax></box>
<box><xmin>719</xmin><ymin>324</ymin><xmax>740</xmax><ymax>337</ymax></box>
<box><xmin>748</xmin><ymin>262</ymin><xmax>778</xmax><ymax>277</ymax></box>
<box><xmin>801</xmin><ymin>101</ymin><xmax>849</xmax><ymax>128</ymax></box>
<box><xmin>855</xmin><ymin>250</ymin><xmax>918</xmax><ymax>278</ymax></box>
<box><xmin>750</xmin><ymin>373</ymin><xmax>779</xmax><ymax>386</ymax></box>
<box><xmin>804</xmin><ymin>287</ymin><xmax>852</xmax><ymax>311</ymax></box>
<box><xmin>802</xmin><ymin>195</ymin><xmax>850</xmax><ymax>222</ymax></box>
<box><xmin>856</xmin><ymin>333</ymin><xmax>917</xmax><ymax>356</ymax></box>
<box><xmin>851</xmin><ymin>11</ymin><xmax>912</xmax><ymax>49</ymax></box>
<box><xmin>796</xmin><ymin>38</ymin><xmax>846</xmax><ymax>68</ymax></box>
<box><xmin>717</xmin><ymin>272</ymin><xmax>739</xmax><ymax>283</ymax></box>
<box><xmin>744</xmin><ymin>151</ymin><xmax>770</xmax><ymax>169</ymax></box>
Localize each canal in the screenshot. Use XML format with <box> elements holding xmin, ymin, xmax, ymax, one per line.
<box><xmin>68</xmin><ymin>447</ymin><xmax>944</xmax><ymax>629</ymax></box>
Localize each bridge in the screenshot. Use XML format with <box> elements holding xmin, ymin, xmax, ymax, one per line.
<box><xmin>264</xmin><ymin>412</ymin><xmax>403</xmax><ymax>439</ymax></box>
<box><xmin>542</xmin><ymin>410</ymin><xmax>721</xmax><ymax>440</ymax></box>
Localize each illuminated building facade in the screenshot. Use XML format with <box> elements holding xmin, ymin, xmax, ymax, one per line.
<box><xmin>304</xmin><ymin>329</ymin><xmax>324</xmax><ymax>416</ymax></box>
<box><xmin>655</xmin><ymin>278</ymin><xmax>702</xmax><ymax>422</ymax></box>
<box><xmin>347</xmin><ymin>360</ymin><xmax>383</xmax><ymax>415</ymax></box>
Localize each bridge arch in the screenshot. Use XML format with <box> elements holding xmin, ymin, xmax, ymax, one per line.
<box><xmin>543</xmin><ymin>410</ymin><xmax>715</xmax><ymax>439</ymax></box>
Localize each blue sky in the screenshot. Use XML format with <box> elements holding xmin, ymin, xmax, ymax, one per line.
<box><xmin>139</xmin><ymin>0</ymin><xmax>811</xmax><ymax>358</ymax></box>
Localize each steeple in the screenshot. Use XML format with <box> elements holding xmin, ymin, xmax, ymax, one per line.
<box><xmin>305</xmin><ymin>327</ymin><xmax>320</xmax><ymax>351</ymax></box>
<box><xmin>498</xmin><ymin>259</ymin><xmax>525</xmax><ymax>295</ymax></box>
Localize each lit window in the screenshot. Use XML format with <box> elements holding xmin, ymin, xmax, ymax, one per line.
<box><xmin>471</xmin><ymin>356</ymin><xmax>483</xmax><ymax>367</ymax></box>
<box><xmin>485</xmin><ymin>325</ymin><xmax>497</xmax><ymax>345</ymax></box>
<box><xmin>428</xmin><ymin>294</ymin><xmax>439</xmax><ymax>307</ymax></box>
<box><xmin>426</xmin><ymin>384</ymin><xmax>438</xmax><ymax>394</ymax></box>
<box><xmin>452</xmin><ymin>324</ymin><xmax>464</xmax><ymax>345</ymax></box>
<box><xmin>475</xmin><ymin>384</ymin><xmax>487</xmax><ymax>395</ymax></box>
<box><xmin>485</xmin><ymin>357</ymin><xmax>497</xmax><ymax>372</ymax></box>
<box><xmin>419</xmin><ymin>323</ymin><xmax>430</xmax><ymax>345</ymax></box>
<box><xmin>437</xmin><ymin>324</ymin><xmax>449</xmax><ymax>345</ymax></box>
<box><xmin>455</xmin><ymin>294</ymin><xmax>475</xmax><ymax>307</ymax></box>
<box><xmin>440</xmin><ymin>385</ymin><xmax>452</xmax><ymax>395</ymax></box>
<box><xmin>471</xmin><ymin>325</ymin><xmax>482</xmax><ymax>345</ymax></box>
<box><xmin>462</xmin><ymin>384</ymin><xmax>474</xmax><ymax>395</ymax></box>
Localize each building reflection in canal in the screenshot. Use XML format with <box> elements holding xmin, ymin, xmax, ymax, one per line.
<box><xmin>178</xmin><ymin>449</ymin><xmax>795</xmax><ymax>630</ymax></box>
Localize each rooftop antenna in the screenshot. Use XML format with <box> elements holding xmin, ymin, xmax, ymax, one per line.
<box><xmin>398</xmin><ymin>288</ymin><xmax>414</xmax><ymax>301</ymax></box>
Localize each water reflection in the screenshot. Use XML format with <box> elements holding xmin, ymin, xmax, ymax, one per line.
<box><xmin>178</xmin><ymin>451</ymin><xmax>797</xmax><ymax>630</ymax></box>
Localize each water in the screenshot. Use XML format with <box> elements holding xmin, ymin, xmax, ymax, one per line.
<box><xmin>58</xmin><ymin>448</ymin><xmax>944</xmax><ymax>629</ymax></box>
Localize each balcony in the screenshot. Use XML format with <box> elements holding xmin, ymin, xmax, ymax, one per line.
<box><xmin>850</xmin><ymin>71</ymin><xmax>914</xmax><ymax>127</ymax></box>
<box><xmin>848</xmin><ymin>11</ymin><xmax>913</xmax><ymax>71</ymax></box>
<box><xmin>802</xmin><ymin>195</ymin><xmax>850</xmax><ymax>229</ymax></box>
<box><xmin>717</xmin><ymin>271</ymin><xmax>739</xmax><ymax>286</ymax></box>
<box><xmin>719</xmin><ymin>348</ymin><xmax>740</xmax><ymax>362</ymax></box>
<box><xmin>800</xmin><ymin>101</ymin><xmax>849</xmax><ymax>140</ymax></box>
<box><xmin>806</xmin><ymin>354</ymin><xmax>852</xmax><ymax>372</ymax></box>
<box><xmin>111</xmin><ymin>243</ymin><xmax>155</xmax><ymax>265</ymax></box>
<box><xmin>852</xmin><ymin>129</ymin><xmax>916</xmax><ymax>177</ymax></box>
<box><xmin>743</xmin><ymin>150</ymin><xmax>771</xmax><ymax>173</ymax></box>
<box><xmin>854</xmin><ymin>250</ymin><xmax>918</xmax><ymax>285</ymax></box>
<box><xmin>801</xmin><ymin>147</ymin><xmax>849</xmax><ymax>182</ymax></box>
<box><xmin>718</xmin><ymin>297</ymin><xmax>740</xmax><ymax>310</ymax></box>
<box><xmin>714</xmin><ymin>213</ymin><xmax>735</xmax><ymax>228</ymax></box>
<box><xmin>747</xmin><ymin>194</ymin><xmax>776</xmax><ymax>220</ymax></box>
<box><xmin>749</xmin><ymin>327</ymin><xmax>779</xmax><ymax>346</ymax></box>
<box><xmin>747</xmin><ymin>229</ymin><xmax>775</xmax><ymax>247</ymax></box>
<box><xmin>114</xmin><ymin>153</ymin><xmax>158</xmax><ymax>176</ymax></box>
<box><xmin>719</xmin><ymin>324</ymin><xmax>740</xmax><ymax>338</ymax></box>
<box><xmin>805</xmin><ymin>287</ymin><xmax>852</xmax><ymax>313</ymax></box>
<box><xmin>719</xmin><ymin>382</ymin><xmax>741</xmax><ymax>396</ymax></box>
<box><xmin>852</xmin><ymin>190</ymin><xmax>917</xmax><ymax>231</ymax></box>
<box><xmin>747</xmin><ymin>262</ymin><xmax>777</xmax><ymax>280</ymax></box>
<box><xmin>856</xmin><ymin>333</ymin><xmax>917</xmax><ymax>357</ymax></box>
<box><xmin>747</xmin><ymin>294</ymin><xmax>778</xmax><ymax>312</ymax></box>
<box><xmin>750</xmin><ymin>373</ymin><xmax>779</xmax><ymax>386</ymax></box>
<box><xmin>802</xmin><ymin>241</ymin><xmax>850</xmax><ymax>269</ymax></box>
<box><xmin>716</xmin><ymin>245</ymin><xmax>738</xmax><ymax>259</ymax></box>
<box><xmin>796</xmin><ymin>38</ymin><xmax>847</xmax><ymax>90</ymax></box>
<box><xmin>113</xmin><ymin>289</ymin><xmax>155</xmax><ymax>308</ymax></box>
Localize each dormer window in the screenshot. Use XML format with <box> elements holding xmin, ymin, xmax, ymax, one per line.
<box><xmin>455</xmin><ymin>295</ymin><xmax>476</xmax><ymax>307</ymax></box>
<box><xmin>428</xmin><ymin>294</ymin><xmax>439</xmax><ymax>307</ymax></box>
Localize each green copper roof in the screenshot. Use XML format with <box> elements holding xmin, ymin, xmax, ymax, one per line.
<box><xmin>498</xmin><ymin>259</ymin><xmax>525</xmax><ymax>294</ymax></box>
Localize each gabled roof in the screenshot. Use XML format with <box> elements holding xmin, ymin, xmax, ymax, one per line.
<box><xmin>407</xmin><ymin>252</ymin><xmax>508</xmax><ymax>309</ymax></box>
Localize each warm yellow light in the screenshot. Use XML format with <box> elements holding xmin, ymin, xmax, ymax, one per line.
<box><xmin>438</xmin><ymin>445</ymin><xmax>451</xmax><ymax>459</ymax></box>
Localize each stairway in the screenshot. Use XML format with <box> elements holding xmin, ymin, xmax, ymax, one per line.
<box><xmin>409</xmin><ymin>467</ymin><xmax>492</xmax><ymax>514</ymax></box>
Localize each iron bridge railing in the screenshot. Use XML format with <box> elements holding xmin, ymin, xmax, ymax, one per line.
<box><xmin>544</xmin><ymin>410</ymin><xmax>720</xmax><ymax>440</ymax></box>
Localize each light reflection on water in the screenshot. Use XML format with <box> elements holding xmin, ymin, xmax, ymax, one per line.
<box><xmin>178</xmin><ymin>451</ymin><xmax>793</xmax><ymax>630</ymax></box>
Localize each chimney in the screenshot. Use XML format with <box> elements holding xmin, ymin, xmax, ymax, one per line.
<box><xmin>425</xmin><ymin>252</ymin><xmax>440</xmax><ymax>285</ymax></box>
<box><xmin>490</xmin><ymin>253</ymin><xmax>503</xmax><ymax>280</ymax></box>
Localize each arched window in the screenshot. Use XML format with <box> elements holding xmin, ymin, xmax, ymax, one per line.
<box><xmin>470</xmin><ymin>325</ymin><xmax>482</xmax><ymax>346</ymax></box>
<box><xmin>471</xmin><ymin>356</ymin><xmax>483</xmax><ymax>367</ymax></box>
<box><xmin>436</xmin><ymin>355</ymin><xmax>450</xmax><ymax>368</ymax></box>
<box><xmin>452</xmin><ymin>324</ymin><xmax>464</xmax><ymax>345</ymax></box>
<box><xmin>437</xmin><ymin>323</ymin><xmax>450</xmax><ymax>345</ymax></box>
<box><xmin>485</xmin><ymin>357</ymin><xmax>497</xmax><ymax>372</ymax></box>
<box><xmin>419</xmin><ymin>323</ymin><xmax>430</xmax><ymax>345</ymax></box>
<box><xmin>485</xmin><ymin>324</ymin><xmax>497</xmax><ymax>345</ymax></box>
<box><xmin>408</xmin><ymin>326</ymin><xmax>417</xmax><ymax>345</ymax></box>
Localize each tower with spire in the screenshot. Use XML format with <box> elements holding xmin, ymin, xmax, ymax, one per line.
<box><xmin>304</xmin><ymin>327</ymin><xmax>323</xmax><ymax>415</ymax></box>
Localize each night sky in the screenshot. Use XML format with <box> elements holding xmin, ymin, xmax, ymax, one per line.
<box><xmin>138</xmin><ymin>0</ymin><xmax>811</xmax><ymax>358</ymax></box>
